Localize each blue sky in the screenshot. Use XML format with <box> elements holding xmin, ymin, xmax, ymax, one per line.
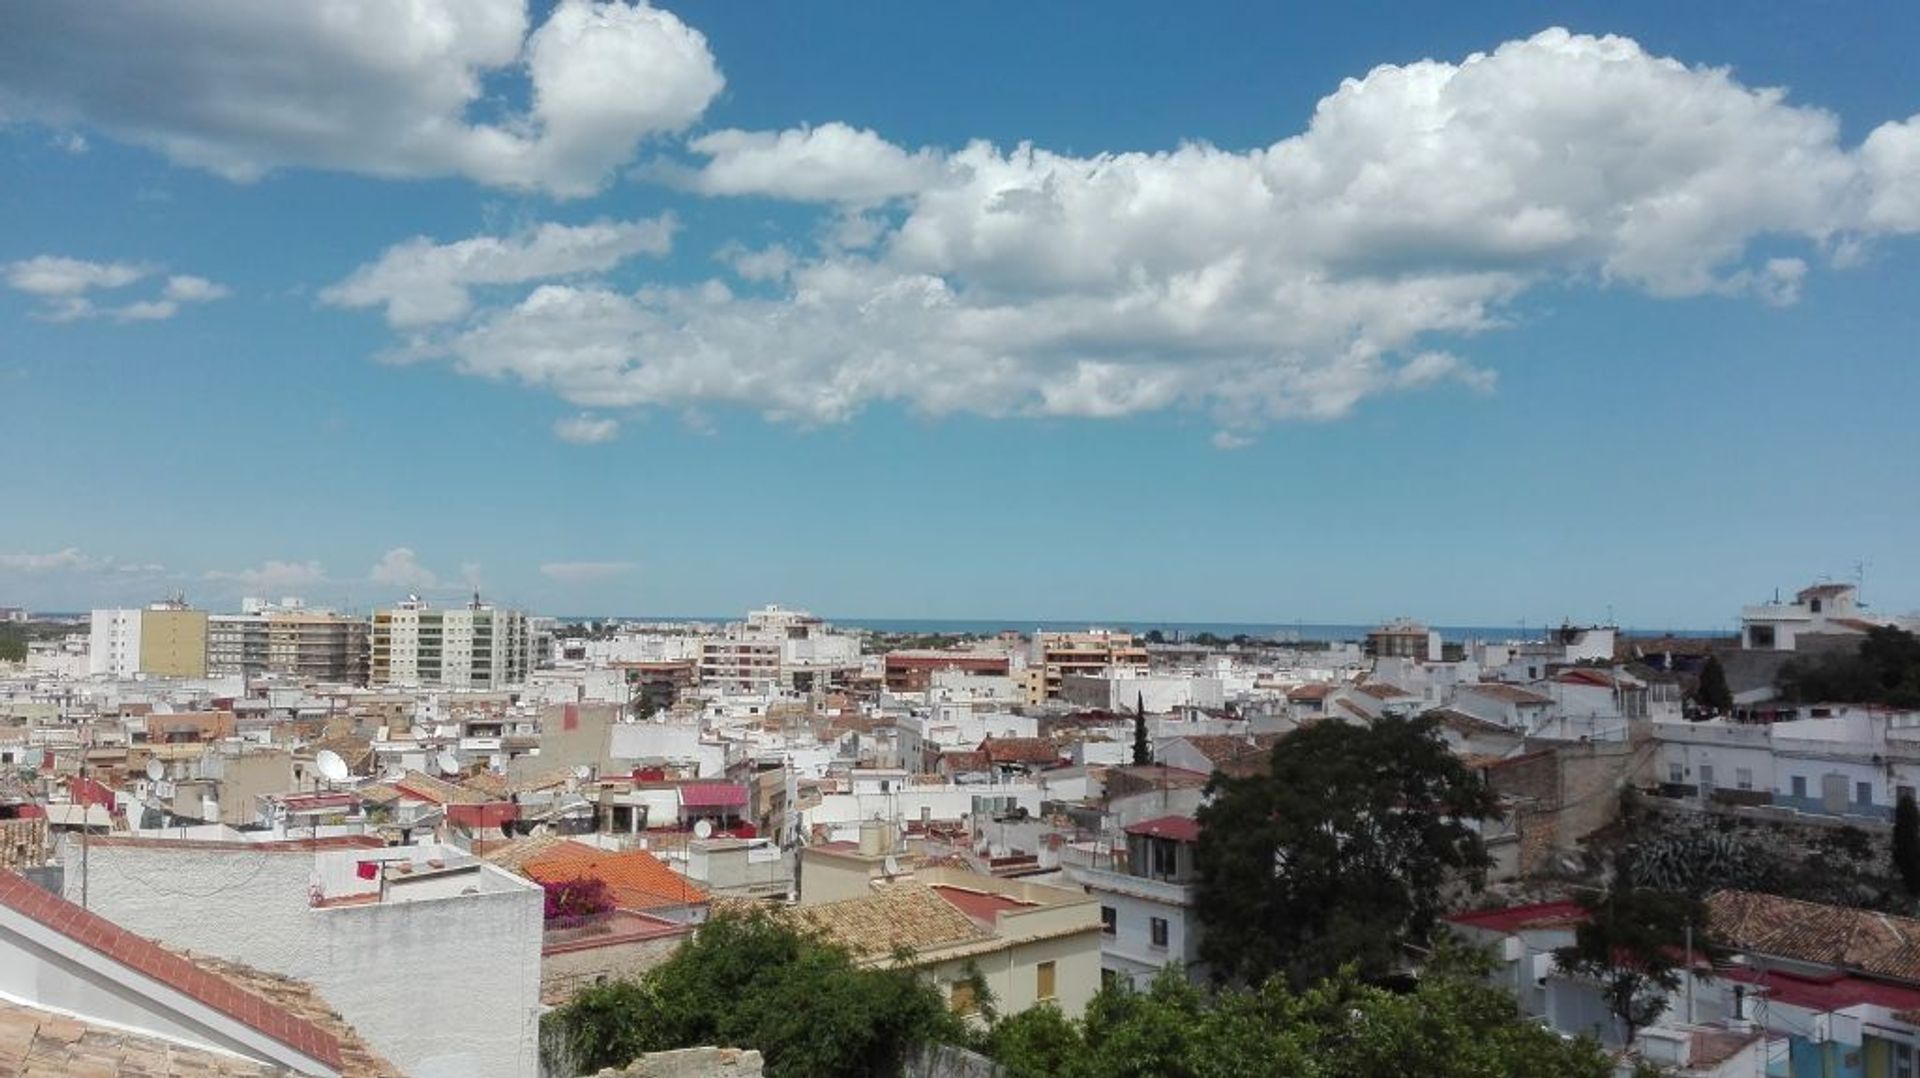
<box><xmin>2</xmin><ymin>1</ymin><xmax>1917</xmax><ymax>628</ymax></box>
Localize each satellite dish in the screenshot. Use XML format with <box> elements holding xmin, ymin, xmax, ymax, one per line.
<box><xmin>314</xmin><ymin>749</ymin><xmax>350</xmax><ymax>784</ymax></box>
<box><xmin>693</xmin><ymin>819</ymin><xmax>714</xmax><ymax>839</ymax></box>
<box><xmin>436</xmin><ymin>751</ymin><xmax>461</xmax><ymax>776</ymax></box>
<box><xmin>572</xmin><ymin>764</ymin><xmax>592</xmax><ymax>780</ymax></box>
<box><xmin>144</xmin><ymin>759</ymin><xmax>164</xmax><ymax>782</ymax></box>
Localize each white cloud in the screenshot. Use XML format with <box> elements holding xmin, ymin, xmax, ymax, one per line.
<box><xmin>540</xmin><ymin>561</ymin><xmax>635</xmax><ymax>583</ymax></box>
<box><xmin>204</xmin><ymin>560</ymin><xmax>327</xmax><ymax>592</ymax></box>
<box><xmin>369</xmin><ymin>547</ymin><xmax>440</xmax><ymax>590</ymax></box>
<box><xmin>322</xmin><ymin>217</ymin><xmax>675</xmax><ymax>327</ymax></box>
<box><xmin>0</xmin><ymin>0</ymin><xmax>722</xmax><ymax>197</ymax></box>
<box><xmin>163</xmin><ymin>275</ymin><xmax>231</xmax><ymax>303</ymax></box>
<box><xmin>553</xmin><ymin>413</ymin><xmax>619</xmax><ymax>443</ymax></box>
<box><xmin>685</xmin><ymin>123</ymin><xmax>944</xmax><ymax>203</ymax></box>
<box><xmin>0</xmin><ymin>548</ymin><xmax>165</xmax><ymax>575</ymax></box>
<box><xmin>4</xmin><ymin>256</ymin><xmax>146</xmax><ymax>297</ymax></box>
<box><xmin>0</xmin><ymin>547</ymin><xmax>97</xmax><ymax>572</ymax></box>
<box><xmin>1209</xmin><ymin>431</ymin><xmax>1254</xmax><ymax>451</ymax></box>
<box><xmin>5</xmin><ymin>256</ymin><xmax>227</xmax><ymax>322</ymax></box>
<box><xmin>345</xmin><ymin>28</ymin><xmax>1920</xmax><ymax>434</ymax></box>
<box><xmin>53</xmin><ymin>131</ymin><xmax>87</xmax><ymax>154</ymax></box>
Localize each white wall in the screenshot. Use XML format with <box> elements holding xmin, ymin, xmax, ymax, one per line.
<box><xmin>64</xmin><ymin>844</ymin><xmax>543</xmax><ymax>1078</ymax></box>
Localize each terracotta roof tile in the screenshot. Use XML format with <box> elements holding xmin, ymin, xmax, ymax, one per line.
<box><xmin>0</xmin><ymin>872</ymin><xmax>357</xmax><ymax>1072</ymax></box>
<box><xmin>980</xmin><ymin>738</ymin><xmax>1063</xmax><ymax>765</ymax></box>
<box><xmin>791</xmin><ymin>884</ymin><xmax>988</xmax><ymax>959</ymax></box>
<box><xmin>1709</xmin><ymin>890</ymin><xmax>1920</xmax><ymax>983</ymax></box>
<box><xmin>522</xmin><ymin>842</ymin><xmax>709</xmax><ymax>912</ymax></box>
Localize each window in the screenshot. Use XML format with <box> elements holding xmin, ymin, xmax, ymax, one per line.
<box><xmin>1749</xmin><ymin>625</ymin><xmax>1776</xmax><ymax>648</ymax></box>
<box><xmin>1791</xmin><ymin>776</ymin><xmax>1807</xmax><ymax>798</ymax></box>
<box><xmin>1669</xmin><ymin>764</ymin><xmax>1685</xmax><ymax>784</ymax></box>
<box><xmin>1699</xmin><ymin>765</ymin><xmax>1715</xmax><ymax>790</ymax></box>
<box><xmin>1809</xmin><ymin>598</ymin><xmax>1823</xmax><ymax>614</ymax></box>
<box><xmin>1152</xmin><ymin>838</ymin><xmax>1178</xmax><ymax>879</ymax></box>
<box><xmin>1900</xmin><ymin>785</ymin><xmax>1917</xmax><ymax>806</ymax></box>
<box><xmin>1736</xmin><ymin>768</ymin><xmax>1754</xmax><ymax>791</ymax></box>
<box><xmin>1859</xmin><ymin>781</ymin><xmax>1874</xmax><ymax>806</ymax></box>
<box><xmin>1101</xmin><ymin>906</ymin><xmax>1116</xmax><ymax>936</ymax></box>
<box><xmin>1101</xmin><ymin>968</ymin><xmax>1118</xmax><ymax>988</ymax></box>
<box><xmin>1036</xmin><ymin>961</ymin><xmax>1056</xmax><ymax>1000</ymax></box>
<box><xmin>1151</xmin><ymin>917</ymin><xmax>1169</xmax><ymax>949</ymax></box>
<box><xmin>950</xmin><ymin>981</ymin><xmax>977</xmax><ymax>1015</ymax></box>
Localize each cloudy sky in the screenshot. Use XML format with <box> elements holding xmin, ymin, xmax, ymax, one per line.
<box><xmin>2</xmin><ymin>1</ymin><xmax>1917</xmax><ymax>627</ymax></box>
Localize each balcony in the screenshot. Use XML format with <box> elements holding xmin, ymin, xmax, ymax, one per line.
<box><xmin>1066</xmin><ymin>864</ymin><xmax>1195</xmax><ymax>908</ymax></box>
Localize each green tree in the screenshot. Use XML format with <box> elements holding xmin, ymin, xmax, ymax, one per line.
<box><xmin>543</xmin><ymin>911</ymin><xmax>966</xmax><ymax>1077</ymax></box>
<box><xmin>988</xmin><ymin>964</ymin><xmax>1610</xmax><ymax>1078</ymax></box>
<box><xmin>1552</xmin><ymin>880</ymin><xmax>1715</xmax><ymax>1047</ymax></box>
<box><xmin>1780</xmin><ymin>626</ymin><xmax>1920</xmax><ymax>709</ymax></box>
<box><xmin>1695</xmin><ymin>654</ymin><xmax>1733</xmax><ymax>713</ymax></box>
<box><xmin>1896</xmin><ymin>794</ymin><xmax>1920</xmax><ymax>897</ymax></box>
<box><xmin>1132</xmin><ymin>691</ymin><xmax>1151</xmax><ymax>766</ymax></box>
<box><xmin>1193</xmin><ymin>714</ymin><xmax>1500</xmax><ymax>988</ymax></box>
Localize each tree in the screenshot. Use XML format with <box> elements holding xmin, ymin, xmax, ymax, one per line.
<box><xmin>1896</xmin><ymin>794</ymin><xmax>1920</xmax><ymax>897</ymax></box>
<box><xmin>542</xmin><ymin>911</ymin><xmax>966</xmax><ymax>1077</ymax></box>
<box><xmin>1695</xmin><ymin>655</ymin><xmax>1733</xmax><ymax>713</ymax></box>
<box><xmin>987</xmin><ymin>964</ymin><xmax>1611</xmax><ymax>1078</ymax></box>
<box><xmin>1553</xmin><ymin>879</ymin><xmax>1715</xmax><ymax>1047</ymax></box>
<box><xmin>1193</xmin><ymin>715</ymin><xmax>1500</xmax><ymax>988</ymax></box>
<box><xmin>1779</xmin><ymin>626</ymin><xmax>1920</xmax><ymax>709</ymax></box>
<box><xmin>1132</xmin><ymin>691</ymin><xmax>1151</xmax><ymax>765</ymax></box>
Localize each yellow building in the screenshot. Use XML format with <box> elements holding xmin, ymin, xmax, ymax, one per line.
<box><xmin>1031</xmin><ymin>630</ymin><xmax>1149</xmax><ymax>700</ymax></box>
<box><xmin>136</xmin><ymin>606</ymin><xmax>209</xmax><ymax>678</ymax></box>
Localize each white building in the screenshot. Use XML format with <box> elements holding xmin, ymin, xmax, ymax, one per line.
<box><xmin>1065</xmin><ymin>815</ymin><xmax>1207</xmax><ymax>987</ymax></box>
<box><xmin>1741</xmin><ymin>582</ymin><xmax>1920</xmax><ymax>651</ymax></box>
<box><xmin>65</xmin><ymin>835</ymin><xmax>544</xmax><ymax>1078</ymax></box>
<box><xmin>87</xmin><ymin>608</ymin><xmax>141</xmax><ymax>677</ymax></box>
<box><xmin>1654</xmin><ymin>707</ymin><xmax>1920</xmax><ymax>821</ymax></box>
<box><xmin>370</xmin><ymin>596</ymin><xmax>531</xmax><ymax>689</ymax></box>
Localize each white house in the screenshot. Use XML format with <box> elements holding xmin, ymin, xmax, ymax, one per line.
<box><xmin>1066</xmin><ymin>814</ymin><xmax>1207</xmax><ymax>987</ymax></box>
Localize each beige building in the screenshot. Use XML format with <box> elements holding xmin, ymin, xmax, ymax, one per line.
<box><xmin>210</xmin><ymin>607</ymin><xmax>368</xmax><ymax>682</ymax></box>
<box><xmin>1030</xmin><ymin>631</ymin><xmax>1149</xmax><ymax>701</ymax></box>
<box><xmin>794</xmin><ymin>848</ymin><xmax>1102</xmax><ymax>1021</ymax></box>
<box><xmin>370</xmin><ymin>597</ymin><xmax>531</xmax><ymax>689</ymax></box>
<box><xmin>90</xmin><ymin>603</ymin><xmax>208</xmax><ymax>678</ymax></box>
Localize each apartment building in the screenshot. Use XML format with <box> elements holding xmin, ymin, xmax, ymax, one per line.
<box><xmin>209</xmin><ymin>601</ymin><xmax>368</xmax><ymax>682</ymax></box>
<box><xmin>369</xmin><ymin>597</ymin><xmax>531</xmax><ymax>689</ymax></box>
<box><xmin>1030</xmin><ymin>630</ymin><xmax>1149</xmax><ymax>701</ymax></box>
<box><xmin>88</xmin><ymin>601</ymin><xmax>208</xmax><ymax>678</ymax></box>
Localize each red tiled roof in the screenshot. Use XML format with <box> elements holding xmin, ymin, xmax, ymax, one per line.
<box><xmin>932</xmin><ymin>885</ymin><xmax>1034</xmax><ymax>926</ymax></box>
<box><xmin>1444</xmin><ymin>900</ymin><xmax>1588</xmax><ymax>934</ymax></box>
<box><xmin>980</xmin><ymin>737</ymin><xmax>1062</xmax><ymax>765</ymax></box>
<box><xmin>0</xmin><ymin>872</ymin><xmax>346</xmax><ymax>1070</ymax></box>
<box><xmin>522</xmin><ymin>843</ymin><xmax>709</xmax><ymax>912</ymax></box>
<box><xmin>1466</xmin><ymin>683</ymin><xmax>1555</xmax><ymax>705</ymax></box>
<box><xmin>1125</xmin><ymin>815</ymin><xmax>1201</xmax><ymax>843</ymax></box>
<box><xmin>1287</xmin><ymin>683</ymin><xmax>1335</xmax><ymax>701</ymax></box>
<box><xmin>677</xmin><ymin>782</ymin><xmax>748</xmax><ymax>809</ymax></box>
<box><xmin>1723</xmin><ymin>965</ymin><xmax>1920</xmax><ymax>1013</ymax></box>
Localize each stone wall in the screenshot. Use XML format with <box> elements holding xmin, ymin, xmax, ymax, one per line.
<box><xmin>592</xmin><ymin>1047</ymin><xmax>764</xmax><ymax>1077</ymax></box>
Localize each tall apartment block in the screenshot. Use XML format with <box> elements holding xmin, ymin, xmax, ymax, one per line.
<box><xmin>208</xmin><ymin>600</ymin><xmax>369</xmax><ymax>683</ymax></box>
<box><xmin>369</xmin><ymin>596</ymin><xmax>531</xmax><ymax>689</ymax></box>
<box><xmin>89</xmin><ymin>601</ymin><xmax>209</xmax><ymax>678</ymax></box>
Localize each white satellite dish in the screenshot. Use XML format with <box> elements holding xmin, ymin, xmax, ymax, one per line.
<box><xmin>314</xmin><ymin>749</ymin><xmax>350</xmax><ymax>784</ymax></box>
<box><xmin>436</xmin><ymin>751</ymin><xmax>461</xmax><ymax>776</ymax></box>
<box><xmin>692</xmin><ymin>819</ymin><xmax>714</xmax><ymax>840</ymax></box>
<box><xmin>571</xmin><ymin>765</ymin><xmax>592</xmax><ymax>781</ymax></box>
<box><xmin>144</xmin><ymin>759</ymin><xmax>164</xmax><ymax>782</ymax></box>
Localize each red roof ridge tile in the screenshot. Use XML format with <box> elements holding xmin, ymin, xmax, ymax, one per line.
<box><xmin>0</xmin><ymin>871</ymin><xmax>346</xmax><ymax>1070</ymax></box>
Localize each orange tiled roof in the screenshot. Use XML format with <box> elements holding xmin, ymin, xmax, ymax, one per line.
<box><xmin>522</xmin><ymin>842</ymin><xmax>709</xmax><ymax>912</ymax></box>
<box><xmin>1709</xmin><ymin>890</ymin><xmax>1920</xmax><ymax>983</ymax></box>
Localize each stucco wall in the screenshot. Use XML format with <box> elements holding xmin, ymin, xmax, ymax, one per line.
<box><xmin>65</xmin><ymin>843</ymin><xmax>543</xmax><ymax>1078</ymax></box>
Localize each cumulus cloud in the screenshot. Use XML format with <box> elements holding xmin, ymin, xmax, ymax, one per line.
<box><xmin>0</xmin><ymin>0</ymin><xmax>722</xmax><ymax>197</ymax></box>
<box><xmin>321</xmin><ymin>217</ymin><xmax>675</xmax><ymax>327</ymax></box>
<box><xmin>684</xmin><ymin>123</ymin><xmax>944</xmax><ymax>203</ymax></box>
<box><xmin>553</xmin><ymin>413</ymin><xmax>620</xmax><ymax>443</ymax></box>
<box><xmin>4</xmin><ymin>255</ymin><xmax>228</xmax><ymax>322</ymax></box>
<box><xmin>369</xmin><ymin>547</ymin><xmax>440</xmax><ymax>590</ymax></box>
<box><xmin>336</xmin><ymin>28</ymin><xmax>1920</xmax><ymax>434</ymax></box>
<box><xmin>0</xmin><ymin>548</ymin><xmax>98</xmax><ymax>572</ymax></box>
<box><xmin>540</xmin><ymin>561</ymin><xmax>635</xmax><ymax>582</ymax></box>
<box><xmin>0</xmin><ymin>548</ymin><xmax>164</xmax><ymax>574</ymax></box>
<box><xmin>3</xmin><ymin>256</ymin><xmax>146</xmax><ymax>296</ymax></box>
<box><xmin>203</xmin><ymin>560</ymin><xmax>327</xmax><ymax>592</ymax></box>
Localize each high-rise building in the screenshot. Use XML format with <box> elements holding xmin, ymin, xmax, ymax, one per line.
<box><xmin>89</xmin><ymin>601</ymin><xmax>209</xmax><ymax>678</ymax></box>
<box><xmin>369</xmin><ymin>596</ymin><xmax>530</xmax><ymax>689</ymax></box>
<box><xmin>1030</xmin><ymin>630</ymin><xmax>1149</xmax><ymax>700</ymax></box>
<box><xmin>209</xmin><ymin>601</ymin><xmax>368</xmax><ymax>683</ymax></box>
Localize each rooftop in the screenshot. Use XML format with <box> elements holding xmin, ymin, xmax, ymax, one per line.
<box><xmin>1125</xmin><ymin>815</ymin><xmax>1202</xmax><ymax>843</ymax></box>
<box><xmin>1710</xmin><ymin>889</ymin><xmax>1920</xmax><ymax>983</ymax></box>
<box><xmin>521</xmin><ymin>842</ymin><xmax>710</xmax><ymax>912</ymax></box>
<box><xmin>1444</xmin><ymin>899</ymin><xmax>1588</xmax><ymax>934</ymax></box>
